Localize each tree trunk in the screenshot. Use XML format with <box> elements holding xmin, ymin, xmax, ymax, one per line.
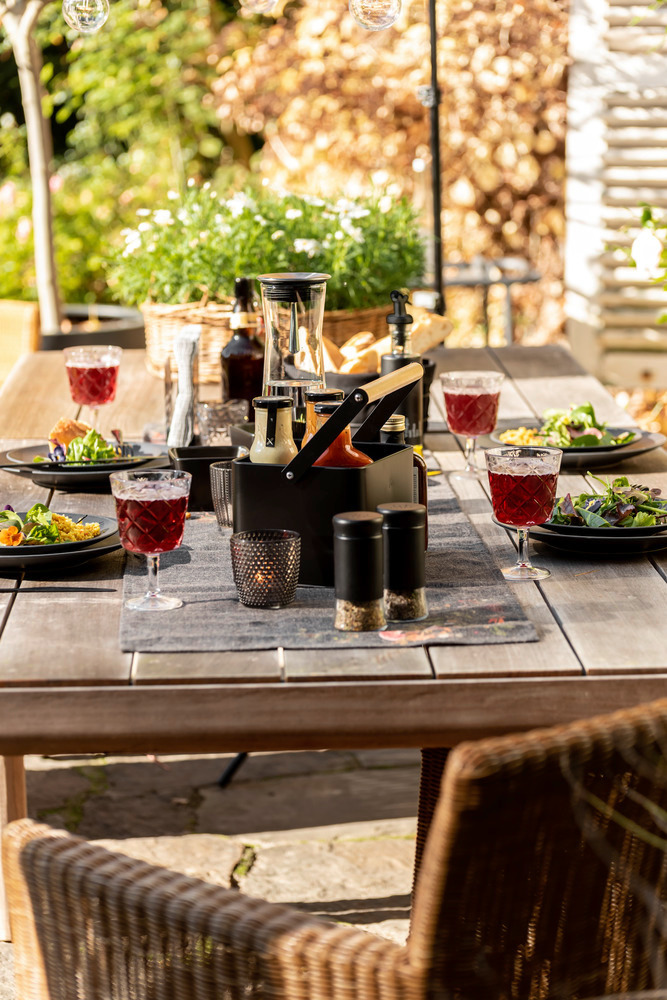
<box><xmin>8</xmin><ymin>6</ymin><xmax>62</xmax><ymax>336</ymax></box>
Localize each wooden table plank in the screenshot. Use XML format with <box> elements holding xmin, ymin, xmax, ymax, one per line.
<box><xmin>491</xmin><ymin>344</ymin><xmax>587</xmax><ymax>379</ymax></box>
<box><xmin>0</xmin><ymin>676</ymin><xmax>667</xmax><ymax>754</ymax></box>
<box><xmin>133</xmin><ymin>650</ymin><xmax>281</xmax><ymax>684</ymax></box>
<box><xmin>0</xmin><ymin>350</ymin><xmax>163</xmax><ymax>441</ymax></box>
<box><xmin>0</xmin><ymin>548</ymin><xmax>131</xmax><ymax>685</ymax></box>
<box><xmin>284</xmin><ymin>647</ymin><xmax>433</xmax><ymax>681</ymax></box>
<box><xmin>430</xmin><ymin>451</ymin><xmax>583</xmax><ymax>678</ymax></box>
<box><xmin>511</xmin><ymin>374</ymin><xmax>638</xmax><ymax>426</ymax></box>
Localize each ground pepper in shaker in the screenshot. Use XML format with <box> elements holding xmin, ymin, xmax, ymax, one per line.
<box><xmin>376</xmin><ymin>502</ymin><xmax>428</xmax><ymax>621</ymax></box>
<box><xmin>333</xmin><ymin>511</ymin><xmax>385</xmax><ymax>631</ymax></box>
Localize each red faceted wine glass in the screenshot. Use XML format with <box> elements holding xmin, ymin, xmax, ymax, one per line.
<box><xmin>63</xmin><ymin>345</ymin><xmax>122</xmax><ymax>426</ymax></box>
<box><xmin>110</xmin><ymin>469</ymin><xmax>191</xmax><ymax>611</ymax></box>
<box><xmin>486</xmin><ymin>446</ymin><xmax>562</xmax><ymax>581</ymax></box>
<box><xmin>440</xmin><ymin>370</ymin><xmax>505</xmax><ymax>478</ymax></box>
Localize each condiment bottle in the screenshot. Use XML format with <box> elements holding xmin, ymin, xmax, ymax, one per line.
<box><xmin>312</xmin><ymin>402</ymin><xmax>373</xmax><ymax>468</ymax></box>
<box><xmin>379</xmin><ymin>290</ymin><xmax>423</xmax><ymax>446</ymax></box>
<box><xmin>221</xmin><ymin>277</ymin><xmax>264</xmax><ymax>420</ymax></box>
<box><xmin>333</xmin><ymin>511</ymin><xmax>385</xmax><ymax>631</ymax></box>
<box><xmin>302</xmin><ymin>387</ymin><xmax>344</xmax><ymax>447</ymax></box>
<box><xmin>380</xmin><ymin>413</ymin><xmax>428</xmax><ymax>547</ymax></box>
<box><xmin>376</xmin><ymin>502</ymin><xmax>428</xmax><ymax>622</ymax></box>
<box><xmin>249</xmin><ymin>396</ymin><xmax>298</xmax><ymax>465</ymax></box>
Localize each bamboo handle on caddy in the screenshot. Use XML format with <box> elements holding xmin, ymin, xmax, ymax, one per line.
<box><xmin>355</xmin><ymin>362</ymin><xmax>423</xmax><ymax>405</ymax></box>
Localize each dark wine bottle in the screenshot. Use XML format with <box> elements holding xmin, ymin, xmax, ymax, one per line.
<box><xmin>221</xmin><ymin>277</ymin><xmax>264</xmax><ymax>420</ymax></box>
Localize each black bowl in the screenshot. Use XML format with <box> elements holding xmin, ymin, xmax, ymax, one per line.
<box><xmin>169</xmin><ymin>445</ymin><xmax>248</xmax><ymax>511</ymax></box>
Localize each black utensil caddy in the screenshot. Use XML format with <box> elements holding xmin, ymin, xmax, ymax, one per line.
<box><xmin>232</xmin><ymin>362</ymin><xmax>423</xmax><ymax>586</ymax></box>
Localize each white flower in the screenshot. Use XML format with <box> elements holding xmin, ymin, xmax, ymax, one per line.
<box><xmin>187</xmin><ymin>178</ymin><xmax>196</xmax><ymax>188</ymax></box>
<box><xmin>294</xmin><ymin>238</ymin><xmax>321</xmax><ymax>257</ymax></box>
<box><xmin>136</xmin><ymin>208</ymin><xmax>150</xmax><ymax>217</ymax></box>
<box><xmin>334</xmin><ymin>198</ymin><xmax>370</xmax><ymax>220</ymax></box>
<box><xmin>124</xmin><ymin>229</ymin><xmax>141</xmax><ymax>244</ymax></box>
<box><xmin>631</xmin><ymin>229</ymin><xmax>663</xmax><ymax>279</ymax></box>
<box><xmin>203</xmin><ymin>181</ymin><xmax>211</xmax><ymax>191</ymax></box>
<box><xmin>271</xmin><ymin>229</ymin><xmax>285</xmax><ymax>240</ymax></box>
<box><xmin>334</xmin><ymin>230</ymin><xmax>344</xmax><ymax>240</ymax></box>
<box><xmin>138</xmin><ymin>222</ymin><xmax>151</xmax><ymax>232</ymax></box>
<box><xmin>379</xmin><ymin>195</ymin><xmax>392</xmax><ymax>213</ymax></box>
<box><xmin>153</xmin><ymin>209</ymin><xmax>173</xmax><ymax>226</ymax></box>
<box><xmin>301</xmin><ymin>195</ymin><xmax>325</xmax><ymax>207</ymax></box>
<box><xmin>226</xmin><ymin>191</ymin><xmax>253</xmax><ymax>218</ymax></box>
<box><xmin>167</xmin><ymin>190</ymin><xmax>179</xmax><ymax>200</ymax></box>
<box><xmin>340</xmin><ymin>217</ymin><xmax>364</xmax><ymax>243</ymax></box>
<box><xmin>254</xmin><ymin>214</ymin><xmax>267</xmax><ymax>226</ymax></box>
<box><xmin>285</xmin><ymin>208</ymin><xmax>303</xmax><ymax>220</ymax></box>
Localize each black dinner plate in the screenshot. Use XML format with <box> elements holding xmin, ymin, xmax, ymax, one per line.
<box><xmin>528</xmin><ymin>522</ymin><xmax>667</xmax><ymax>556</ymax></box>
<box><xmin>3</xmin><ymin>442</ymin><xmax>169</xmax><ymax>490</ymax></box>
<box><xmin>541</xmin><ymin>509</ymin><xmax>667</xmax><ymax>537</ymax></box>
<box><xmin>0</xmin><ymin>513</ymin><xmax>118</xmax><ymax>555</ymax></box>
<box><xmin>487</xmin><ymin>429</ymin><xmax>665</xmax><ymax>471</ymax></box>
<box><xmin>490</xmin><ymin>425</ymin><xmax>637</xmax><ymax>453</ymax></box>
<box><xmin>0</xmin><ymin>531</ymin><xmax>122</xmax><ymax>572</ymax></box>
<box><xmin>492</xmin><ymin>515</ymin><xmax>667</xmax><ymax>556</ymax></box>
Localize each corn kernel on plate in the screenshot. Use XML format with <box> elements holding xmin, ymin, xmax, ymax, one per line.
<box><xmin>0</xmin><ymin>513</ymin><xmax>117</xmax><ymax>554</ymax></box>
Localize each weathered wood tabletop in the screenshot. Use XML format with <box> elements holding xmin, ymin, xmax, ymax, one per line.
<box><xmin>0</xmin><ymin>342</ymin><xmax>666</xmax><ymax>936</ymax></box>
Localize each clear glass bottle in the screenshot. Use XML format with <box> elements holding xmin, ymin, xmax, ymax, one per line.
<box><xmin>221</xmin><ymin>277</ymin><xmax>264</xmax><ymax>420</ymax></box>
<box><xmin>312</xmin><ymin>402</ymin><xmax>373</xmax><ymax>468</ymax></box>
<box><xmin>257</xmin><ymin>272</ymin><xmax>330</xmax><ymax>423</ymax></box>
<box><xmin>333</xmin><ymin>511</ymin><xmax>385</xmax><ymax>631</ymax></box>
<box><xmin>249</xmin><ymin>396</ymin><xmax>298</xmax><ymax>465</ymax></box>
<box><xmin>302</xmin><ymin>387</ymin><xmax>344</xmax><ymax>447</ymax></box>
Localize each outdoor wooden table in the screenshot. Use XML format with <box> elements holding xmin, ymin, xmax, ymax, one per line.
<box><xmin>1</xmin><ymin>342</ymin><xmax>667</xmax><ymax>939</ymax></box>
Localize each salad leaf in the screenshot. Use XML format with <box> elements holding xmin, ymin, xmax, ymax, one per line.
<box><xmin>547</xmin><ymin>474</ymin><xmax>667</xmax><ymax>528</ymax></box>
<box><xmin>537</xmin><ymin>403</ymin><xmax>637</xmax><ymax>449</ymax></box>
<box><xmin>0</xmin><ymin>509</ymin><xmax>23</xmax><ymax>531</ymax></box>
<box><xmin>66</xmin><ymin>429</ymin><xmax>116</xmax><ymax>464</ymax></box>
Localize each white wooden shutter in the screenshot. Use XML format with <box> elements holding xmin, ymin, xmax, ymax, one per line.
<box><xmin>565</xmin><ymin>0</ymin><xmax>667</xmax><ymax>384</ymax></box>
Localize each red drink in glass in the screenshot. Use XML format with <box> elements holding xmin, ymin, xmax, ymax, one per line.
<box><xmin>115</xmin><ymin>493</ymin><xmax>188</xmax><ymax>554</ymax></box>
<box><xmin>110</xmin><ymin>470</ymin><xmax>192</xmax><ymax>612</ymax></box>
<box><xmin>443</xmin><ymin>389</ymin><xmax>500</xmax><ymax>436</ymax></box>
<box><xmin>485</xmin><ymin>446</ymin><xmax>562</xmax><ymax>581</ymax></box>
<box><xmin>488</xmin><ymin>468</ymin><xmax>558</xmax><ymax>526</ymax></box>
<box><xmin>66</xmin><ymin>363</ymin><xmax>119</xmax><ymax>407</ymax></box>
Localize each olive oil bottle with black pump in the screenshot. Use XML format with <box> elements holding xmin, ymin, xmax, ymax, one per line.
<box><xmin>380</xmin><ymin>290</ymin><xmax>423</xmax><ymax>446</ymax></box>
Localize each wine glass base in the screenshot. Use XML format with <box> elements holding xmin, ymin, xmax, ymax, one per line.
<box><xmin>451</xmin><ymin>467</ymin><xmax>483</xmax><ymax>480</ymax></box>
<box><xmin>501</xmin><ymin>565</ymin><xmax>550</xmax><ymax>581</ymax></box>
<box><xmin>125</xmin><ymin>594</ymin><xmax>183</xmax><ymax>611</ymax></box>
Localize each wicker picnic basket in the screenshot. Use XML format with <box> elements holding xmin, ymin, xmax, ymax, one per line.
<box><xmin>141</xmin><ymin>301</ymin><xmax>234</xmax><ymax>381</ymax></box>
<box><xmin>322</xmin><ymin>305</ymin><xmax>388</xmax><ymax>347</ymax></box>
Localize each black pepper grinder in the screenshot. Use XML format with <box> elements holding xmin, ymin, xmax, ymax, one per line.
<box><xmin>332</xmin><ymin>511</ymin><xmax>385</xmax><ymax>632</ymax></box>
<box><xmin>376</xmin><ymin>502</ymin><xmax>428</xmax><ymax>622</ymax></box>
<box><xmin>380</xmin><ymin>290</ymin><xmax>423</xmax><ymax>447</ymax></box>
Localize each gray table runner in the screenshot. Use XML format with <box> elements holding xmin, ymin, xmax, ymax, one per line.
<box><xmin>120</xmin><ymin>477</ymin><xmax>537</xmax><ymax>652</ymax></box>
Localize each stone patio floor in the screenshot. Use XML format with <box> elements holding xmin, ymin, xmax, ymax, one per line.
<box><xmin>0</xmin><ymin>747</ymin><xmax>420</xmax><ymax>998</ymax></box>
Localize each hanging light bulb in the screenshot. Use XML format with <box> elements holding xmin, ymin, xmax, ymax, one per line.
<box><xmin>62</xmin><ymin>0</ymin><xmax>109</xmax><ymax>33</ymax></box>
<box><xmin>239</xmin><ymin>0</ymin><xmax>277</xmax><ymax>13</ymax></box>
<box><xmin>349</xmin><ymin>0</ymin><xmax>401</xmax><ymax>30</ymax></box>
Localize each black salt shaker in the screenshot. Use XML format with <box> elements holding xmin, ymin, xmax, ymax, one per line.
<box><xmin>333</xmin><ymin>511</ymin><xmax>385</xmax><ymax>631</ymax></box>
<box><xmin>376</xmin><ymin>502</ymin><xmax>428</xmax><ymax>621</ymax></box>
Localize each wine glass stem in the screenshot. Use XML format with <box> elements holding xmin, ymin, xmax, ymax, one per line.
<box><xmin>146</xmin><ymin>554</ymin><xmax>161</xmax><ymax>600</ymax></box>
<box><xmin>464</xmin><ymin>436</ymin><xmax>477</xmax><ymax>474</ymax></box>
<box><xmin>91</xmin><ymin>407</ymin><xmax>100</xmax><ymax>427</ymax></box>
<box><xmin>516</xmin><ymin>528</ymin><xmax>532</xmax><ymax>569</ymax></box>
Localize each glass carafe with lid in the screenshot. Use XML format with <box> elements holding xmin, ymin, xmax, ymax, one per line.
<box><xmin>258</xmin><ymin>272</ymin><xmax>330</xmax><ymax>422</ymax></box>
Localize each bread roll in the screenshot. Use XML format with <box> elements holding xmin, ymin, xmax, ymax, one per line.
<box><xmin>340</xmin><ymin>348</ymin><xmax>379</xmax><ymax>374</ymax></box>
<box><xmin>49</xmin><ymin>417</ymin><xmax>93</xmax><ymax>448</ymax></box>
<box><xmin>340</xmin><ymin>331</ymin><xmax>377</xmax><ymax>360</ymax></box>
<box><xmin>322</xmin><ymin>336</ymin><xmax>344</xmax><ymax>372</ymax></box>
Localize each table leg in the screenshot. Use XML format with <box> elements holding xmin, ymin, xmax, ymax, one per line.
<box><xmin>412</xmin><ymin>747</ymin><xmax>449</xmax><ymax>897</ymax></box>
<box><xmin>0</xmin><ymin>756</ymin><xmax>27</xmax><ymax>941</ymax></box>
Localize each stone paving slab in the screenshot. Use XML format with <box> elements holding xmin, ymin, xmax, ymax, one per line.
<box><xmin>1</xmin><ymin>748</ymin><xmax>421</xmax><ymax>998</ymax></box>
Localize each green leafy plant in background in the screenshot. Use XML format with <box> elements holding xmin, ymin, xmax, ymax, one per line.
<box><xmin>106</xmin><ymin>183</ymin><xmax>426</xmax><ymax>311</ymax></box>
<box><xmin>0</xmin><ymin>0</ymin><xmax>244</xmax><ymax>307</ymax></box>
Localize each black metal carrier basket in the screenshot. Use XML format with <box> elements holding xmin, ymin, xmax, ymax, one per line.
<box><xmin>232</xmin><ymin>363</ymin><xmax>423</xmax><ymax>586</ymax></box>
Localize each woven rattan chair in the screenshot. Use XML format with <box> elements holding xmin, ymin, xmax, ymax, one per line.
<box><xmin>6</xmin><ymin>699</ymin><xmax>667</xmax><ymax>1000</ymax></box>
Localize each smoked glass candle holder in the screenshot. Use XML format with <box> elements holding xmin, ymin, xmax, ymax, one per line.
<box><xmin>230</xmin><ymin>529</ymin><xmax>301</xmax><ymax>609</ymax></box>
